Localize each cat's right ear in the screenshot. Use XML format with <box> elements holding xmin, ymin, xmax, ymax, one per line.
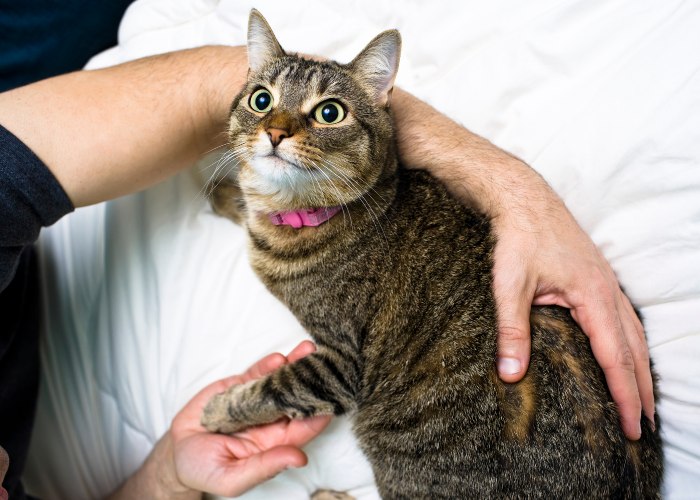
<box><xmin>247</xmin><ymin>9</ymin><xmax>286</xmax><ymax>73</ymax></box>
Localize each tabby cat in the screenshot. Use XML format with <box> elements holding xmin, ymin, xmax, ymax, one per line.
<box><xmin>202</xmin><ymin>10</ymin><xmax>663</xmax><ymax>498</ymax></box>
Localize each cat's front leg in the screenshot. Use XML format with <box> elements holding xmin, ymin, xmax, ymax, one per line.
<box><xmin>211</xmin><ymin>177</ymin><xmax>246</xmax><ymax>225</ymax></box>
<box><xmin>201</xmin><ymin>352</ymin><xmax>357</xmax><ymax>434</ymax></box>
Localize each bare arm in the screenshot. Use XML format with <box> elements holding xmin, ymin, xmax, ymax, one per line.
<box><xmin>391</xmin><ymin>88</ymin><xmax>653</xmax><ymax>440</ymax></box>
<box><xmin>0</xmin><ymin>46</ymin><xmax>247</xmax><ymax>208</ymax></box>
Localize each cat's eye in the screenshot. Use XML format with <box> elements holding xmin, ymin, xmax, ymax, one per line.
<box><xmin>249</xmin><ymin>88</ymin><xmax>274</xmax><ymax>113</ymax></box>
<box><xmin>313</xmin><ymin>100</ymin><xmax>346</xmax><ymax>125</ymax></box>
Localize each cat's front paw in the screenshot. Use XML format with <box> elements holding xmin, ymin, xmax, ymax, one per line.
<box><xmin>201</xmin><ymin>389</ymin><xmax>249</xmax><ymax>434</ymax></box>
<box><xmin>201</xmin><ymin>379</ymin><xmax>284</xmax><ymax>434</ymax></box>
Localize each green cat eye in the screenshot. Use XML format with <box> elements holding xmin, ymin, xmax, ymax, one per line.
<box><xmin>250</xmin><ymin>88</ymin><xmax>273</xmax><ymax>113</ymax></box>
<box><xmin>314</xmin><ymin>100</ymin><xmax>346</xmax><ymax>125</ymax></box>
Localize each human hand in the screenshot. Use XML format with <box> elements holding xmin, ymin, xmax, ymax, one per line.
<box><xmin>491</xmin><ymin>170</ymin><xmax>654</xmax><ymax>440</ymax></box>
<box><xmin>171</xmin><ymin>340</ymin><xmax>331</xmax><ymax>496</ymax></box>
<box><xmin>388</xmin><ymin>88</ymin><xmax>653</xmax><ymax>441</ymax></box>
<box><xmin>111</xmin><ymin>341</ymin><xmax>331</xmax><ymax>499</ymax></box>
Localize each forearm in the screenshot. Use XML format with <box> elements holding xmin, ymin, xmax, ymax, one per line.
<box><xmin>107</xmin><ymin>433</ymin><xmax>200</xmax><ymax>500</ymax></box>
<box><xmin>0</xmin><ymin>45</ymin><xmax>247</xmax><ymax>207</ymax></box>
<box><xmin>391</xmin><ymin>88</ymin><xmax>560</xmax><ymax>219</ymax></box>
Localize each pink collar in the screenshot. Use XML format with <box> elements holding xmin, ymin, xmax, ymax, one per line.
<box><xmin>268</xmin><ymin>206</ymin><xmax>342</xmax><ymax>228</ymax></box>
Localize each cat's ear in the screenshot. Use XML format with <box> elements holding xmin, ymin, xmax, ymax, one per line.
<box><xmin>247</xmin><ymin>9</ymin><xmax>286</xmax><ymax>73</ymax></box>
<box><xmin>349</xmin><ymin>30</ymin><xmax>401</xmax><ymax>107</ymax></box>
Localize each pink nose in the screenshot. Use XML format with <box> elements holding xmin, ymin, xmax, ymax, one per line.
<box><xmin>267</xmin><ymin>127</ymin><xmax>289</xmax><ymax>147</ymax></box>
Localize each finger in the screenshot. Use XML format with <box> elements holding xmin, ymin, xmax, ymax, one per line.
<box><xmin>190</xmin><ymin>352</ymin><xmax>287</xmax><ymax>405</ymax></box>
<box><xmin>618</xmin><ymin>292</ymin><xmax>655</xmax><ymax>427</ymax></box>
<box><xmin>286</xmin><ymin>340</ymin><xmax>317</xmax><ymax>363</ymax></box>
<box><xmin>493</xmin><ymin>271</ymin><xmax>533</xmax><ymax>383</ymax></box>
<box><xmin>570</xmin><ymin>286</ymin><xmax>642</xmax><ymax>440</ymax></box>
<box><xmin>284</xmin><ymin>415</ymin><xmax>333</xmax><ymax>447</ymax></box>
<box><xmin>240</xmin><ymin>414</ymin><xmax>333</xmax><ymax>452</ymax></box>
<box><xmin>219</xmin><ymin>446</ymin><xmax>308</xmax><ymax>497</ymax></box>
<box><xmin>241</xmin><ymin>352</ymin><xmax>288</xmax><ymax>382</ymax></box>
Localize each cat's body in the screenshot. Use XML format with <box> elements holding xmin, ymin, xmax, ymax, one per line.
<box><xmin>203</xmin><ymin>11</ymin><xmax>662</xmax><ymax>498</ymax></box>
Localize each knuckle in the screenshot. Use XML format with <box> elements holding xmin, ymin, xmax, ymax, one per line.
<box><xmin>615</xmin><ymin>347</ymin><xmax>636</xmax><ymax>373</ymax></box>
<box><xmin>498</xmin><ymin>325</ymin><xmax>529</xmax><ymax>342</ymax></box>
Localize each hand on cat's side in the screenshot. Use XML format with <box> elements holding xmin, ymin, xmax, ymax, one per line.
<box><xmin>391</xmin><ymin>88</ymin><xmax>653</xmax><ymax>440</ymax></box>
<box><xmin>489</xmin><ymin>174</ymin><xmax>653</xmax><ymax>440</ymax></box>
<box><xmin>109</xmin><ymin>341</ymin><xmax>330</xmax><ymax>499</ymax></box>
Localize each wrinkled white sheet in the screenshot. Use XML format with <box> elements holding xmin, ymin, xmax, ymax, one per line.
<box><xmin>25</xmin><ymin>0</ymin><xmax>700</xmax><ymax>498</ymax></box>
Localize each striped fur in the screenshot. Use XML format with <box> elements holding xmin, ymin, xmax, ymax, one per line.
<box><xmin>202</xmin><ymin>10</ymin><xmax>663</xmax><ymax>498</ymax></box>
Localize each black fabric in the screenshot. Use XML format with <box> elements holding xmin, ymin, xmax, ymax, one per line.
<box><xmin>1</xmin><ymin>3</ymin><xmax>134</xmax><ymax>495</ymax></box>
<box><xmin>1</xmin><ymin>124</ymin><xmax>73</xmax><ymax>499</ymax></box>
<box><xmin>0</xmin><ymin>247</ymin><xmax>40</xmax><ymax>500</ymax></box>
<box><xmin>0</xmin><ymin>124</ymin><xmax>74</xmax><ymax>291</ymax></box>
<box><xmin>0</xmin><ymin>0</ymin><xmax>136</xmax><ymax>92</ymax></box>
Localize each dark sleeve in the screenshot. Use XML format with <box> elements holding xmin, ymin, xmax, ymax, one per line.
<box><xmin>0</xmin><ymin>124</ymin><xmax>74</xmax><ymax>291</ymax></box>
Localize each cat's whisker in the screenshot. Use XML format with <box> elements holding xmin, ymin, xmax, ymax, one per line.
<box><xmin>322</xmin><ymin>150</ymin><xmax>392</xmax><ymax>214</ymax></box>
<box><xmin>202</xmin><ymin>150</ymin><xmax>239</xmax><ymax>192</ymax></box>
<box><xmin>305</xmin><ymin>157</ymin><xmax>353</xmax><ymax>230</ymax></box>
<box><xmin>193</xmin><ymin>150</ymin><xmax>235</xmax><ymax>203</ymax></box>
<box><xmin>207</xmin><ymin>149</ymin><xmax>238</xmax><ymax>185</ymax></box>
<box><xmin>303</xmin><ymin>145</ymin><xmax>390</xmax><ymax>212</ymax></box>
<box><xmin>317</xmin><ymin>158</ymin><xmax>388</xmax><ymax>247</ymax></box>
<box><xmin>202</xmin><ymin>142</ymin><xmax>230</xmax><ymax>157</ymax></box>
<box><xmin>195</xmin><ymin>147</ymin><xmax>250</xmax><ymax>203</ymax></box>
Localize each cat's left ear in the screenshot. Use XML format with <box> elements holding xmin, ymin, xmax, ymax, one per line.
<box><xmin>247</xmin><ymin>9</ymin><xmax>286</xmax><ymax>73</ymax></box>
<box><xmin>349</xmin><ymin>30</ymin><xmax>401</xmax><ymax>108</ymax></box>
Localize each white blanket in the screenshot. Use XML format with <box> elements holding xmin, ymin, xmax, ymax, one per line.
<box><xmin>25</xmin><ymin>0</ymin><xmax>700</xmax><ymax>498</ymax></box>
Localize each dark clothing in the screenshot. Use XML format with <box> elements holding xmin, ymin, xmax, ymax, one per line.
<box><xmin>0</xmin><ymin>125</ymin><xmax>74</xmax><ymax>291</ymax></box>
<box><xmin>0</xmin><ymin>247</ymin><xmax>40</xmax><ymax>500</ymax></box>
<box><xmin>1</xmin><ymin>1</ymin><xmax>135</xmax><ymax>495</ymax></box>
<box><xmin>0</xmin><ymin>0</ymin><xmax>135</xmax><ymax>92</ymax></box>
<box><xmin>0</xmin><ymin>125</ymin><xmax>73</xmax><ymax>498</ymax></box>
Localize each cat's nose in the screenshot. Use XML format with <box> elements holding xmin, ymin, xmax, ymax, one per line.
<box><xmin>267</xmin><ymin>128</ymin><xmax>290</xmax><ymax>147</ymax></box>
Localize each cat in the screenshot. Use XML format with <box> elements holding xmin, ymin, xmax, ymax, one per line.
<box><xmin>202</xmin><ymin>9</ymin><xmax>663</xmax><ymax>498</ymax></box>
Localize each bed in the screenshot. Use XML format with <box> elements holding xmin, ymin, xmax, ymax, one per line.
<box><xmin>24</xmin><ymin>0</ymin><xmax>700</xmax><ymax>498</ymax></box>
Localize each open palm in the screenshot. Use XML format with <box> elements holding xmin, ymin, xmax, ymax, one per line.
<box><xmin>171</xmin><ymin>341</ymin><xmax>331</xmax><ymax>497</ymax></box>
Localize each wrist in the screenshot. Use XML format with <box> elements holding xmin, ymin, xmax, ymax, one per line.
<box><xmin>433</xmin><ymin>147</ymin><xmax>553</xmax><ymax>223</ymax></box>
<box><xmin>190</xmin><ymin>45</ymin><xmax>248</xmax><ymax>153</ymax></box>
<box><xmin>107</xmin><ymin>432</ymin><xmax>199</xmax><ymax>500</ymax></box>
<box><xmin>152</xmin><ymin>432</ymin><xmax>198</xmax><ymax>499</ymax></box>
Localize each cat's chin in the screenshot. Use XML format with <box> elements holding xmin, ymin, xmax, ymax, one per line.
<box><xmin>245</xmin><ymin>155</ymin><xmax>318</xmax><ymax>204</ymax></box>
<box><xmin>250</xmin><ymin>154</ymin><xmax>302</xmax><ymax>184</ymax></box>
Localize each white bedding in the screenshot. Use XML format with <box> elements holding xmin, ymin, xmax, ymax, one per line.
<box><xmin>25</xmin><ymin>0</ymin><xmax>700</xmax><ymax>498</ymax></box>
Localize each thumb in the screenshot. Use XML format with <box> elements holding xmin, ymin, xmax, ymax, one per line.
<box><xmin>221</xmin><ymin>446</ymin><xmax>307</xmax><ymax>496</ymax></box>
<box><xmin>494</xmin><ymin>280</ymin><xmax>532</xmax><ymax>383</ymax></box>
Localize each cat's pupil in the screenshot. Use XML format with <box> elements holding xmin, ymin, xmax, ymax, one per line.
<box><xmin>255</xmin><ymin>92</ymin><xmax>271</xmax><ymax>110</ymax></box>
<box><xmin>322</xmin><ymin>104</ymin><xmax>339</xmax><ymax>123</ymax></box>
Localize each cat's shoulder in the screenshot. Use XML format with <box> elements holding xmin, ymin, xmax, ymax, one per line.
<box><xmin>395</xmin><ymin>165</ymin><xmax>489</xmax><ymax>230</ymax></box>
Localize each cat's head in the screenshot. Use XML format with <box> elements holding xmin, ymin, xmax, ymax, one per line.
<box><xmin>228</xmin><ymin>9</ymin><xmax>401</xmax><ymax>213</ymax></box>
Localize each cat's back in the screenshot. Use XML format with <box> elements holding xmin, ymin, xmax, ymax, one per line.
<box><xmin>355</xmin><ymin>167</ymin><xmax>663</xmax><ymax>499</ymax></box>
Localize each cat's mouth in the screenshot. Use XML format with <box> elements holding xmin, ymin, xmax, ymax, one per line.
<box><xmin>264</xmin><ymin>151</ymin><xmax>302</xmax><ymax>170</ymax></box>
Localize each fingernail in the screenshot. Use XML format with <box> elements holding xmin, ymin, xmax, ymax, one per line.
<box><xmin>498</xmin><ymin>357</ymin><xmax>522</xmax><ymax>376</ymax></box>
